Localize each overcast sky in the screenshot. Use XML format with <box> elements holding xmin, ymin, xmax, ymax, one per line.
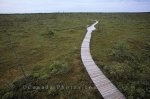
<box><xmin>0</xmin><ymin>0</ymin><xmax>150</xmax><ymax>13</ymax></box>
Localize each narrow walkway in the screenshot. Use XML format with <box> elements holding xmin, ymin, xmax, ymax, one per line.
<box><xmin>81</xmin><ymin>21</ymin><xmax>125</xmax><ymax>99</ymax></box>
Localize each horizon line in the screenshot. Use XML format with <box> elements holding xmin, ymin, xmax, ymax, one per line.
<box><xmin>0</xmin><ymin>11</ymin><xmax>150</xmax><ymax>14</ymax></box>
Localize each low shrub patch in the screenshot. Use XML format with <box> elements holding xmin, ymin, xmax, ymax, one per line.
<box><xmin>48</xmin><ymin>60</ymin><xmax>70</xmax><ymax>75</ymax></box>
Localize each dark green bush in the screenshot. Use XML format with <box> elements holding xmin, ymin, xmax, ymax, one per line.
<box><xmin>42</xmin><ymin>30</ymin><xmax>55</xmax><ymax>38</ymax></box>
<box><xmin>48</xmin><ymin>30</ymin><xmax>55</xmax><ymax>37</ymax></box>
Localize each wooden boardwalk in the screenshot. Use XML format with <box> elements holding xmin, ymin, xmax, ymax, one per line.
<box><xmin>81</xmin><ymin>21</ymin><xmax>125</xmax><ymax>99</ymax></box>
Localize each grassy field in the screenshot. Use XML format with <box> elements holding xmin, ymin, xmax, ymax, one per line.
<box><xmin>0</xmin><ymin>13</ymin><xmax>150</xmax><ymax>99</ymax></box>
<box><xmin>0</xmin><ymin>13</ymin><xmax>102</xmax><ymax>99</ymax></box>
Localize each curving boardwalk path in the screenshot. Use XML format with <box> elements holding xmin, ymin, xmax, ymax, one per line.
<box><xmin>81</xmin><ymin>21</ymin><xmax>126</xmax><ymax>99</ymax></box>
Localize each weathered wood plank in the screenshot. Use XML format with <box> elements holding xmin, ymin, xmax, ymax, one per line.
<box><xmin>81</xmin><ymin>21</ymin><xmax>126</xmax><ymax>99</ymax></box>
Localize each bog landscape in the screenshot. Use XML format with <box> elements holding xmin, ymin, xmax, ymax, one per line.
<box><xmin>0</xmin><ymin>13</ymin><xmax>150</xmax><ymax>99</ymax></box>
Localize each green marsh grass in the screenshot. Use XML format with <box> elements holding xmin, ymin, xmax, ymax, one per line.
<box><xmin>0</xmin><ymin>13</ymin><xmax>102</xmax><ymax>99</ymax></box>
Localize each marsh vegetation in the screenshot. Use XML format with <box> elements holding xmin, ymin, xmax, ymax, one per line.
<box><xmin>0</xmin><ymin>13</ymin><xmax>150</xmax><ymax>99</ymax></box>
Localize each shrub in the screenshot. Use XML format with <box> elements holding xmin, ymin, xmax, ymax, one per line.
<box><xmin>40</xmin><ymin>74</ymin><xmax>50</xmax><ymax>79</ymax></box>
<box><xmin>42</xmin><ymin>30</ymin><xmax>55</xmax><ymax>38</ymax></box>
<box><xmin>103</xmin><ymin>62</ymin><xmax>130</xmax><ymax>81</ymax></box>
<box><xmin>32</xmin><ymin>73</ymin><xmax>40</xmax><ymax>78</ymax></box>
<box><xmin>1</xmin><ymin>75</ymin><xmax>48</xmax><ymax>99</ymax></box>
<box><xmin>48</xmin><ymin>31</ymin><xmax>55</xmax><ymax>37</ymax></box>
<box><xmin>108</xmin><ymin>40</ymin><xmax>135</xmax><ymax>62</ymax></box>
<box><xmin>48</xmin><ymin>61</ymin><xmax>70</xmax><ymax>75</ymax></box>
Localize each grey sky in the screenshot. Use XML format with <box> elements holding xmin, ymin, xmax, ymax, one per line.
<box><xmin>0</xmin><ymin>0</ymin><xmax>150</xmax><ymax>13</ymax></box>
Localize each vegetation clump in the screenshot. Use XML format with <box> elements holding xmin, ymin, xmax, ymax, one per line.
<box><xmin>108</xmin><ymin>40</ymin><xmax>134</xmax><ymax>62</ymax></box>
<box><xmin>40</xmin><ymin>30</ymin><xmax>55</xmax><ymax>38</ymax></box>
<box><xmin>0</xmin><ymin>75</ymin><xmax>48</xmax><ymax>99</ymax></box>
<box><xmin>44</xmin><ymin>30</ymin><xmax>55</xmax><ymax>38</ymax></box>
<box><xmin>48</xmin><ymin>61</ymin><xmax>70</xmax><ymax>75</ymax></box>
<box><xmin>105</xmin><ymin>40</ymin><xmax>150</xmax><ymax>98</ymax></box>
